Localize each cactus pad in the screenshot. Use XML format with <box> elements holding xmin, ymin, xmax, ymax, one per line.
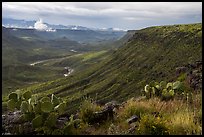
<box><xmin>32</xmin><ymin>115</ymin><xmax>43</xmax><ymax>128</ymax></box>
<box><xmin>51</xmin><ymin>94</ymin><xmax>60</xmax><ymax>107</ymax></box>
<box><xmin>41</xmin><ymin>101</ymin><xmax>53</xmax><ymax>113</ymax></box>
<box><xmin>23</xmin><ymin>91</ymin><xmax>32</xmax><ymax>100</ymax></box>
<box><xmin>7</xmin><ymin>99</ymin><xmax>16</xmax><ymax>111</ymax></box>
<box><xmin>21</xmin><ymin>101</ymin><xmax>29</xmax><ymax>113</ymax></box>
<box><xmin>8</xmin><ymin>92</ymin><xmax>18</xmax><ymax>101</ymax></box>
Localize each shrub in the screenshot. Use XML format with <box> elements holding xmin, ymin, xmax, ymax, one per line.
<box><xmin>78</xmin><ymin>99</ymin><xmax>101</xmax><ymax>124</ymax></box>
<box><xmin>118</xmin><ymin>98</ymin><xmax>154</xmax><ymax>120</ymax></box>
<box><xmin>137</xmin><ymin>114</ymin><xmax>169</xmax><ymax>135</ymax></box>
<box><xmin>177</xmin><ymin>73</ymin><xmax>187</xmax><ymax>82</ymax></box>
<box><xmin>63</xmin><ymin>114</ymin><xmax>81</xmax><ymax>135</ymax></box>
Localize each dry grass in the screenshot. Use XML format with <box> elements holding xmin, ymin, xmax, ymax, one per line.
<box><xmin>115</xmin><ymin>93</ymin><xmax>202</xmax><ymax>135</ymax></box>
<box><xmin>71</xmin><ymin>93</ymin><xmax>202</xmax><ymax>135</ymax></box>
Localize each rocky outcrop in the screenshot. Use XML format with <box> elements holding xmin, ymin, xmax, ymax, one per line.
<box><xmin>2</xmin><ymin>110</ymin><xmax>35</xmax><ymax>135</ymax></box>
<box><xmin>2</xmin><ymin>111</ymin><xmax>69</xmax><ymax>135</ymax></box>
<box><xmin>186</xmin><ymin>61</ymin><xmax>202</xmax><ymax>91</ymax></box>
<box><xmin>176</xmin><ymin>60</ymin><xmax>202</xmax><ymax>91</ymax></box>
<box><xmin>87</xmin><ymin>101</ymin><xmax>120</xmax><ymax>125</ymax></box>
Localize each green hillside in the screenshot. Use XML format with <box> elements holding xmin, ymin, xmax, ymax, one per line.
<box><xmin>7</xmin><ymin>23</ymin><xmax>201</xmax><ymax>115</ymax></box>
<box><xmin>2</xmin><ymin>23</ymin><xmax>202</xmax><ymax>135</ymax></box>
<box><xmin>2</xmin><ymin>26</ymin><xmax>123</xmax><ymax>95</ymax></box>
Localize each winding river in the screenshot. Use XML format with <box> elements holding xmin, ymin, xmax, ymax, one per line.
<box><xmin>29</xmin><ymin>54</ymin><xmax>82</xmax><ymax>76</ymax></box>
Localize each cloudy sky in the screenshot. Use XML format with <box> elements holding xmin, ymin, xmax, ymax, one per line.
<box><xmin>2</xmin><ymin>2</ymin><xmax>202</xmax><ymax>30</ymax></box>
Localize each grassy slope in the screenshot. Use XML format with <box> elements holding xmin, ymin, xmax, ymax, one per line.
<box><xmin>4</xmin><ymin>23</ymin><xmax>202</xmax><ymax>115</ymax></box>
<box><xmin>74</xmin><ymin>93</ymin><xmax>202</xmax><ymax>135</ymax></box>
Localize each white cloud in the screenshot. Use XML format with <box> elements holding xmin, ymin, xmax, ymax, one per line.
<box><xmin>112</xmin><ymin>28</ymin><xmax>126</xmax><ymax>31</ymax></box>
<box><xmin>34</xmin><ymin>19</ymin><xmax>48</xmax><ymax>30</ymax></box>
<box><xmin>28</xmin><ymin>26</ymin><xmax>34</xmax><ymax>29</ymax></box>
<box><xmin>34</xmin><ymin>19</ymin><xmax>56</xmax><ymax>32</ymax></box>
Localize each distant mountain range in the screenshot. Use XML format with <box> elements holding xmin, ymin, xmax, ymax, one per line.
<box><xmin>2</xmin><ymin>18</ymin><xmax>126</xmax><ymax>32</ymax></box>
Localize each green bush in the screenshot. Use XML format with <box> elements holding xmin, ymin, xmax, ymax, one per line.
<box><xmin>137</xmin><ymin>114</ymin><xmax>169</xmax><ymax>135</ymax></box>
<box><xmin>177</xmin><ymin>73</ymin><xmax>187</xmax><ymax>82</ymax></box>
<box><xmin>78</xmin><ymin>99</ymin><xmax>101</xmax><ymax>124</ymax></box>
<box><xmin>63</xmin><ymin>114</ymin><xmax>81</xmax><ymax>135</ymax></box>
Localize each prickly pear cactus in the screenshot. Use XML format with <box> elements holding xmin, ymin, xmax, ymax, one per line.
<box><xmin>23</xmin><ymin>91</ymin><xmax>32</xmax><ymax>100</ymax></box>
<box><xmin>16</xmin><ymin>99</ymin><xmax>22</xmax><ymax>110</ymax></box>
<box><xmin>21</xmin><ymin>101</ymin><xmax>29</xmax><ymax>113</ymax></box>
<box><xmin>166</xmin><ymin>82</ymin><xmax>173</xmax><ymax>89</ymax></box>
<box><xmin>54</xmin><ymin>102</ymin><xmax>66</xmax><ymax>115</ymax></box>
<box><xmin>144</xmin><ymin>85</ymin><xmax>151</xmax><ymax>98</ymax></box>
<box><xmin>32</xmin><ymin>115</ymin><xmax>43</xmax><ymax>128</ymax></box>
<box><xmin>45</xmin><ymin>113</ymin><xmax>57</xmax><ymax>127</ymax></box>
<box><xmin>33</xmin><ymin>102</ymin><xmax>41</xmax><ymax>114</ymax></box>
<box><xmin>169</xmin><ymin>89</ymin><xmax>175</xmax><ymax>96</ymax></box>
<box><xmin>152</xmin><ymin>87</ymin><xmax>156</xmax><ymax>95</ymax></box>
<box><xmin>144</xmin><ymin>85</ymin><xmax>150</xmax><ymax>93</ymax></box>
<box><xmin>8</xmin><ymin>92</ymin><xmax>18</xmax><ymax>101</ymax></box>
<box><xmin>41</xmin><ymin>101</ymin><xmax>53</xmax><ymax>113</ymax></box>
<box><xmin>149</xmin><ymin>80</ymin><xmax>155</xmax><ymax>87</ymax></box>
<box><xmin>51</xmin><ymin>94</ymin><xmax>60</xmax><ymax>107</ymax></box>
<box><xmin>143</xmin><ymin>79</ymin><xmax>184</xmax><ymax>101</ymax></box>
<box><xmin>7</xmin><ymin>99</ymin><xmax>16</xmax><ymax>111</ymax></box>
<box><xmin>160</xmin><ymin>81</ymin><xmax>166</xmax><ymax>89</ymax></box>
<box><xmin>6</xmin><ymin>92</ymin><xmax>67</xmax><ymax>135</ymax></box>
<box><xmin>41</xmin><ymin>97</ymin><xmax>50</xmax><ymax>103</ymax></box>
<box><xmin>172</xmin><ymin>81</ymin><xmax>184</xmax><ymax>93</ymax></box>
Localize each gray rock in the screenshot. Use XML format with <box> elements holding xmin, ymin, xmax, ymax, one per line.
<box><xmin>73</xmin><ymin>113</ymin><xmax>79</xmax><ymax>120</ymax></box>
<box><xmin>175</xmin><ymin>67</ymin><xmax>188</xmax><ymax>75</ymax></box>
<box><xmin>105</xmin><ymin>101</ymin><xmax>120</xmax><ymax>109</ymax></box>
<box><xmin>2</xmin><ymin>111</ymin><xmax>22</xmax><ymax>125</ymax></box>
<box><xmin>56</xmin><ymin>117</ymin><xmax>68</xmax><ymax>129</ymax></box>
<box><xmin>128</xmin><ymin>124</ymin><xmax>137</xmax><ymax>134</ymax></box>
<box><xmin>21</xmin><ymin>122</ymin><xmax>34</xmax><ymax>135</ymax></box>
<box><xmin>2</xmin><ymin>133</ymin><xmax>12</xmax><ymax>135</ymax></box>
<box><xmin>126</xmin><ymin>115</ymin><xmax>139</xmax><ymax>124</ymax></box>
